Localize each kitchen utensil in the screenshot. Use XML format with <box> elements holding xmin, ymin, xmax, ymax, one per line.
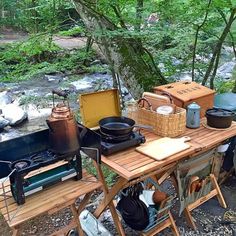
<box><xmin>206</xmin><ymin>108</ymin><xmax>235</xmax><ymax>129</ymax></box>
<box><xmin>142</xmin><ymin>190</ymin><xmax>155</xmax><ymax>205</ymax></box>
<box><xmin>46</xmin><ymin>89</ymin><xmax>80</xmax><ymax>155</ymax></box>
<box><xmin>99</xmin><ymin>116</ymin><xmax>152</xmax><ymax>136</ymax></box>
<box><xmin>152</xmin><ymin>190</ymin><xmax>167</xmax><ymax>204</ymax></box>
<box><xmin>214</xmin><ymin>93</ymin><xmax>236</xmax><ymax>121</ymax></box>
<box><xmin>186</xmin><ymin>102</ymin><xmax>201</xmax><ymax>128</ymax></box>
<box><xmin>142</xmin><ymin>92</ymin><xmax>173</xmax><ymax>110</ymax></box>
<box><xmin>116</xmin><ymin>184</ymin><xmax>150</xmax><ymax>231</ymax></box>
<box><xmin>156</xmin><ymin>105</ymin><xmax>174</xmax><ymax>115</ymax></box>
<box><xmin>136</xmin><ymin>136</ymin><xmax>191</xmax><ymax>161</ymax></box>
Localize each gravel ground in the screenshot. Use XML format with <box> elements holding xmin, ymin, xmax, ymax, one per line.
<box><xmin>1</xmin><ymin>175</ymin><xmax>236</xmax><ymax>236</ymax></box>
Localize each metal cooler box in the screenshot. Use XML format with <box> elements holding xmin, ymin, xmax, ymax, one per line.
<box><xmin>153</xmin><ymin>81</ymin><xmax>215</xmax><ymax>117</ymax></box>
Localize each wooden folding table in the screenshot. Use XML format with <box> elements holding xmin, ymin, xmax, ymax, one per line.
<box><xmin>95</xmin><ymin>120</ymin><xmax>236</xmax><ymax>235</ymax></box>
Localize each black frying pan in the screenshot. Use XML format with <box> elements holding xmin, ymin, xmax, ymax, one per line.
<box><xmin>99</xmin><ymin>116</ymin><xmax>152</xmax><ymax>136</ymax></box>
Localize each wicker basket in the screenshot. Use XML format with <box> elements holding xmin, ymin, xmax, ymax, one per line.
<box><xmin>128</xmin><ymin>99</ymin><xmax>186</xmax><ymax>137</ymax></box>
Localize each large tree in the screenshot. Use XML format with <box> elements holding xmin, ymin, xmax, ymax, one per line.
<box><xmin>72</xmin><ymin>0</ymin><xmax>167</xmax><ymax>99</ymax></box>
<box><xmin>73</xmin><ymin>0</ymin><xmax>236</xmax><ymax>94</ymax></box>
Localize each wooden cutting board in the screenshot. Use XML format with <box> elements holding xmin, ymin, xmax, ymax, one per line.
<box><xmin>136</xmin><ymin>136</ymin><xmax>191</xmax><ymax>161</ymax></box>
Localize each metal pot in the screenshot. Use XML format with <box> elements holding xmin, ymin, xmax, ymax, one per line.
<box><xmin>46</xmin><ymin>89</ymin><xmax>80</xmax><ymax>155</ymax></box>
<box><xmin>99</xmin><ymin>116</ymin><xmax>151</xmax><ymax>137</ymax></box>
<box><xmin>206</xmin><ymin>108</ymin><xmax>235</xmax><ymax>129</ymax></box>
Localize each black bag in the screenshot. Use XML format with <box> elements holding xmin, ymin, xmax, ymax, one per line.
<box><xmin>222</xmin><ymin>137</ymin><xmax>236</xmax><ymax>171</ymax></box>
<box><xmin>117</xmin><ymin>183</ymin><xmax>149</xmax><ymax>231</ymax></box>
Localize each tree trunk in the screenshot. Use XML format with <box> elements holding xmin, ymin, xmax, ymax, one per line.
<box><xmin>135</xmin><ymin>0</ymin><xmax>144</xmax><ymax>32</ymax></box>
<box><xmin>72</xmin><ymin>0</ymin><xmax>167</xmax><ymax>99</ymax></box>
<box><xmin>191</xmin><ymin>0</ymin><xmax>212</xmax><ymax>81</ymax></box>
<box><xmin>202</xmin><ymin>8</ymin><xmax>236</xmax><ymax>87</ymax></box>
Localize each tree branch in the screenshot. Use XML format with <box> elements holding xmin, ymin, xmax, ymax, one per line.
<box><xmin>218</xmin><ymin>8</ymin><xmax>236</xmax><ymax>58</ymax></box>
<box><xmin>110</xmin><ymin>4</ymin><xmax>127</xmax><ymax>29</ymax></box>
<box><xmin>202</xmin><ymin>8</ymin><xmax>236</xmax><ymax>85</ymax></box>
<box><xmin>191</xmin><ymin>0</ymin><xmax>212</xmax><ymax>81</ymax></box>
<box><xmin>135</xmin><ymin>0</ymin><xmax>144</xmax><ymax>32</ymax></box>
<box><xmin>209</xmin><ymin>48</ymin><xmax>221</xmax><ymax>89</ymax></box>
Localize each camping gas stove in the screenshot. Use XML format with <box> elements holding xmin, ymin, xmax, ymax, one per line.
<box><xmin>78</xmin><ymin>124</ymin><xmax>146</xmax><ymax>156</ymax></box>
<box><xmin>8</xmin><ymin>150</ymin><xmax>82</xmax><ymax>205</ymax></box>
<box><xmin>98</xmin><ymin>130</ymin><xmax>146</xmax><ymax>156</ymax></box>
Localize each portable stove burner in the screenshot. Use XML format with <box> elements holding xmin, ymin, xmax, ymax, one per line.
<box><xmin>29</xmin><ymin>150</ymin><xmax>55</xmax><ymax>163</ymax></box>
<box><xmin>99</xmin><ymin>131</ymin><xmax>146</xmax><ymax>155</ymax></box>
<box><xmin>11</xmin><ymin>160</ymin><xmax>31</xmax><ymax>170</ymax></box>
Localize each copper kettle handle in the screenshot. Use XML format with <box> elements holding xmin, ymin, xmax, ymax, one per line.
<box><xmin>52</xmin><ymin>89</ymin><xmax>69</xmax><ymax>108</ymax></box>
<box><xmin>52</xmin><ymin>89</ymin><xmax>68</xmax><ymax>98</ymax></box>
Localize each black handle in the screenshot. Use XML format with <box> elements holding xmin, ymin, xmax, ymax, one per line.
<box><xmin>52</xmin><ymin>89</ymin><xmax>70</xmax><ymax>109</ymax></box>
<box><xmin>52</xmin><ymin>89</ymin><xmax>68</xmax><ymax>98</ymax></box>
<box><xmin>160</xmin><ymin>92</ymin><xmax>174</xmax><ymax>104</ymax></box>
<box><xmin>138</xmin><ymin>97</ymin><xmax>153</xmax><ymax>110</ymax></box>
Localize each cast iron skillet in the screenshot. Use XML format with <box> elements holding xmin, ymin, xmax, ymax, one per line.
<box><xmin>99</xmin><ymin>116</ymin><xmax>152</xmax><ymax>136</ymax></box>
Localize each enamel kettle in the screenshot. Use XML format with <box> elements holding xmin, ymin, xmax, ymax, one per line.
<box><xmin>186</xmin><ymin>102</ymin><xmax>201</xmax><ymax>129</ymax></box>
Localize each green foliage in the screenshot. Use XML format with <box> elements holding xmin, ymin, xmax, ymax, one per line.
<box><xmin>2</xmin><ymin>35</ymin><xmax>59</xmax><ymax>63</ymax></box>
<box><xmin>82</xmin><ymin>158</ymin><xmax>117</xmax><ymax>187</ymax></box>
<box><xmin>215</xmin><ymin>79</ymin><xmax>235</xmax><ymax>93</ymax></box>
<box><xmin>0</xmin><ymin>34</ymin><xmax>95</xmax><ymax>82</ymax></box>
<box><xmin>216</xmin><ymin>65</ymin><xmax>236</xmax><ymax>93</ymax></box>
<box><xmin>0</xmin><ymin>0</ymin><xmax>77</xmax><ymax>33</ymax></box>
<box><xmin>58</xmin><ymin>26</ymin><xmax>85</xmax><ymax>37</ymax></box>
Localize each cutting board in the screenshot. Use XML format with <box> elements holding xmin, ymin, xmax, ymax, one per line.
<box><xmin>136</xmin><ymin>136</ymin><xmax>191</xmax><ymax>161</ymax></box>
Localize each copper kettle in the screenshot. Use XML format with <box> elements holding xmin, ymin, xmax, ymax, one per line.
<box><xmin>46</xmin><ymin>89</ymin><xmax>80</xmax><ymax>156</ymax></box>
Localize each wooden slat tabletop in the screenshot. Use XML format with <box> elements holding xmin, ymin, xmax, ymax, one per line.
<box><xmin>101</xmin><ymin>121</ymin><xmax>236</xmax><ymax>181</ymax></box>
<box><xmin>0</xmin><ymin>169</ymin><xmax>102</xmax><ymax>227</ymax></box>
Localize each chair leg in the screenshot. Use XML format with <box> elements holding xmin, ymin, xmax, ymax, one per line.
<box><xmin>184</xmin><ymin>207</ymin><xmax>197</xmax><ymax>230</ymax></box>
<box><xmin>210</xmin><ymin>174</ymin><xmax>227</xmax><ymax>208</ymax></box>
<box><xmin>169</xmin><ymin>212</ymin><xmax>180</xmax><ymax>236</ymax></box>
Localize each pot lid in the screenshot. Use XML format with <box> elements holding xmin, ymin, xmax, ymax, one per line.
<box><xmin>156</xmin><ymin>105</ymin><xmax>174</xmax><ymax>115</ymax></box>
<box><xmin>78</xmin><ymin>89</ymin><xmax>121</xmax><ymax>128</ymax></box>
<box><xmin>214</xmin><ymin>93</ymin><xmax>236</xmax><ymax>111</ymax></box>
<box><xmin>206</xmin><ymin>108</ymin><xmax>234</xmax><ymax>117</ymax></box>
<box><xmin>187</xmin><ymin>102</ymin><xmax>200</xmax><ymax>110</ymax></box>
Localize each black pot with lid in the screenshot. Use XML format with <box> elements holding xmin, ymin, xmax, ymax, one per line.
<box><xmin>205</xmin><ymin>108</ymin><xmax>235</xmax><ymax>128</ymax></box>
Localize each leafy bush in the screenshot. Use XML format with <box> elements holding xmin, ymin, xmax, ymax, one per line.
<box><xmin>0</xmin><ymin>34</ymin><xmax>96</xmax><ymax>82</ymax></box>
<box><xmin>58</xmin><ymin>26</ymin><xmax>85</xmax><ymax>37</ymax></box>
<box><xmin>2</xmin><ymin>35</ymin><xmax>60</xmax><ymax>64</ymax></box>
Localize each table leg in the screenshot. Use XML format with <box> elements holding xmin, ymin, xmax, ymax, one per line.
<box><xmin>70</xmin><ymin>204</ymin><xmax>84</xmax><ymax>236</ymax></box>
<box><xmin>93</xmin><ymin>161</ymin><xmax>126</xmax><ymax>236</ymax></box>
<box><xmin>169</xmin><ymin>212</ymin><xmax>180</xmax><ymax>236</ymax></box>
<box><xmin>94</xmin><ymin>177</ymin><xmax>128</xmax><ymax>218</ymax></box>
<box><xmin>12</xmin><ymin>227</ymin><xmax>20</xmax><ymax>236</ymax></box>
<box><xmin>77</xmin><ymin>192</ymin><xmax>92</xmax><ymax>215</ymax></box>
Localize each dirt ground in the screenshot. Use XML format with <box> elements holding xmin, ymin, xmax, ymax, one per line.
<box><xmin>0</xmin><ymin>174</ymin><xmax>236</xmax><ymax>236</ymax></box>
<box><xmin>0</xmin><ymin>29</ymin><xmax>99</xmax><ymax>52</ymax></box>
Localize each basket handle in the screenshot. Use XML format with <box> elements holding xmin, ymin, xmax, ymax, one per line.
<box><xmin>160</xmin><ymin>92</ymin><xmax>174</xmax><ymax>104</ymax></box>
<box><xmin>138</xmin><ymin>98</ymin><xmax>153</xmax><ymax>111</ymax></box>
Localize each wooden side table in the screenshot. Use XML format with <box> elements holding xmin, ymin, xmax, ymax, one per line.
<box><xmin>0</xmin><ymin>169</ymin><xmax>102</xmax><ymax>236</ymax></box>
